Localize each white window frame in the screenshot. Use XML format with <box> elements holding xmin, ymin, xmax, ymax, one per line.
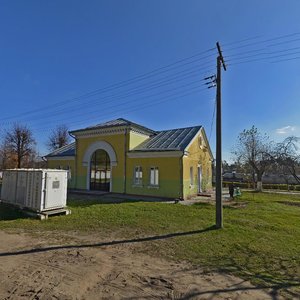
<box><xmin>133</xmin><ymin>166</ymin><xmax>143</xmax><ymax>186</ymax></box>
<box><xmin>190</xmin><ymin>166</ymin><xmax>194</xmax><ymax>186</ymax></box>
<box><xmin>149</xmin><ymin>167</ymin><xmax>159</xmax><ymax>186</ymax></box>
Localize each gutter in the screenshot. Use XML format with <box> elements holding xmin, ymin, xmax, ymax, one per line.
<box><xmin>123</xmin><ymin>128</ymin><xmax>128</xmax><ymax>194</ymax></box>
<box><xmin>179</xmin><ymin>152</ymin><xmax>184</xmax><ymax>200</ymax></box>
<box><xmin>69</xmin><ymin>132</ymin><xmax>78</xmax><ymax>189</ymax></box>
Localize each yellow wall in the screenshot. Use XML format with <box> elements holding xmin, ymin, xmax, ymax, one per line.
<box><xmin>129</xmin><ymin>131</ymin><xmax>149</xmax><ymax>150</ymax></box>
<box><xmin>47</xmin><ymin>159</ymin><xmax>76</xmax><ymax>188</ymax></box>
<box><xmin>47</xmin><ymin>127</ymin><xmax>212</xmax><ymax>200</ymax></box>
<box><xmin>182</xmin><ymin>130</ymin><xmax>213</xmax><ymax>199</ymax></box>
<box><xmin>126</xmin><ymin>156</ymin><xmax>182</xmax><ymax>198</ymax></box>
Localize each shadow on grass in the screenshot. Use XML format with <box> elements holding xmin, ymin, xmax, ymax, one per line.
<box><xmin>0</xmin><ymin>203</ymin><xmax>28</xmax><ymax>221</ymax></box>
<box><xmin>202</xmin><ymin>247</ymin><xmax>300</xmax><ymax>300</ymax></box>
<box><xmin>0</xmin><ymin>225</ymin><xmax>216</xmax><ymax>257</ymax></box>
<box><xmin>68</xmin><ymin>193</ymin><xmax>174</xmax><ymax>208</ymax></box>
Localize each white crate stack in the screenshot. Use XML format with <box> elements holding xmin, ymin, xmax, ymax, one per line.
<box><xmin>1</xmin><ymin>169</ymin><xmax>68</xmax><ymax>212</ymax></box>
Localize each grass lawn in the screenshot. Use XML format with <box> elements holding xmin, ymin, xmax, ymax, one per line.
<box><xmin>0</xmin><ymin>191</ymin><xmax>299</xmax><ymax>298</ymax></box>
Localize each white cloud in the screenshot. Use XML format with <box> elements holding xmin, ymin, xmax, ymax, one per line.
<box><xmin>275</xmin><ymin>126</ymin><xmax>296</xmax><ymax>135</ymax></box>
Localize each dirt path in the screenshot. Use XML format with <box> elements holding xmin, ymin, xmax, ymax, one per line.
<box><xmin>0</xmin><ymin>231</ymin><xmax>276</xmax><ymax>300</ymax></box>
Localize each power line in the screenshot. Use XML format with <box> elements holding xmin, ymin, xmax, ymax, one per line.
<box><xmin>208</xmin><ymin>98</ymin><xmax>216</xmax><ymax>143</ymax></box>
<box><xmin>227</xmin><ymin>49</ymin><xmax>300</xmax><ymax>64</ymax></box>
<box><xmin>0</xmin><ymin>64</ymin><xmax>215</xmax><ymax>128</ymax></box>
<box><xmin>32</xmin><ymin>86</ymin><xmax>211</xmax><ymax>133</ymax></box>
<box><xmin>223</xmin><ymin>32</ymin><xmax>300</xmax><ymax>52</ymax></box>
<box><xmin>226</xmin><ymin>45</ymin><xmax>300</xmax><ymax>60</ymax></box>
<box><xmin>222</xmin><ymin>35</ymin><xmax>263</xmax><ymax>47</ymax></box>
<box><xmin>26</xmin><ymin>81</ymin><xmax>209</xmax><ymax>129</ymax></box>
<box><xmin>0</xmin><ymin>48</ymin><xmax>216</xmax><ymax>122</ymax></box>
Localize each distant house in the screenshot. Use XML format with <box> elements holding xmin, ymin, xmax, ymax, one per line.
<box><xmin>45</xmin><ymin>118</ymin><xmax>213</xmax><ymax>199</ymax></box>
<box><xmin>223</xmin><ymin>172</ymin><xmax>244</xmax><ymax>182</ymax></box>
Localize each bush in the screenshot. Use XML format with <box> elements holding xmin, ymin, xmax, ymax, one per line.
<box><xmin>223</xmin><ymin>182</ymin><xmax>300</xmax><ymax>191</ymax></box>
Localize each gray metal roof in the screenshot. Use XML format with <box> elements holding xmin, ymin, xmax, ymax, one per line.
<box><xmin>46</xmin><ymin>142</ymin><xmax>76</xmax><ymax>158</ymax></box>
<box><xmin>131</xmin><ymin>126</ymin><xmax>202</xmax><ymax>152</ymax></box>
<box><xmin>70</xmin><ymin>118</ymin><xmax>155</xmax><ymax>135</ymax></box>
<box><xmin>46</xmin><ymin>121</ymin><xmax>204</xmax><ymax>157</ymax></box>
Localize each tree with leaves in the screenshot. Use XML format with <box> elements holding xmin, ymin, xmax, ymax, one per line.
<box><xmin>232</xmin><ymin>126</ymin><xmax>273</xmax><ymax>191</ymax></box>
<box><xmin>2</xmin><ymin>123</ymin><xmax>36</xmax><ymax>168</ymax></box>
<box><xmin>47</xmin><ymin>125</ymin><xmax>71</xmax><ymax>151</ymax></box>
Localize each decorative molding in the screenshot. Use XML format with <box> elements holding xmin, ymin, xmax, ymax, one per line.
<box><xmin>46</xmin><ymin>156</ymin><xmax>75</xmax><ymax>161</ymax></box>
<box><xmin>127</xmin><ymin>151</ymin><xmax>182</xmax><ymax>158</ymax></box>
<box><xmin>82</xmin><ymin>141</ymin><xmax>117</xmax><ymax>191</ymax></box>
<box><xmin>73</xmin><ymin>127</ymin><xmax>126</xmax><ymax>138</ymax></box>
<box><xmin>72</xmin><ymin>126</ymin><xmax>153</xmax><ymax>139</ymax></box>
<box><xmin>130</xmin><ymin>129</ymin><xmax>151</xmax><ymax>138</ymax></box>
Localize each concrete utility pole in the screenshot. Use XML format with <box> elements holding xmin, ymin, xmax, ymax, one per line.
<box><xmin>215</xmin><ymin>42</ymin><xmax>226</xmax><ymax>229</ymax></box>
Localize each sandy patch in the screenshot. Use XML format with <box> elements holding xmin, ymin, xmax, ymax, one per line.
<box><xmin>0</xmin><ymin>231</ymin><xmax>275</xmax><ymax>299</ymax></box>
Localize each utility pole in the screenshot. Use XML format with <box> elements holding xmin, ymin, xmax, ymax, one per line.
<box><xmin>204</xmin><ymin>42</ymin><xmax>226</xmax><ymax>229</ymax></box>
<box><xmin>215</xmin><ymin>42</ymin><xmax>226</xmax><ymax>229</ymax></box>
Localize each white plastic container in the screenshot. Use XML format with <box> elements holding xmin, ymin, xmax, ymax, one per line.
<box><xmin>1</xmin><ymin>169</ymin><xmax>68</xmax><ymax>212</ymax></box>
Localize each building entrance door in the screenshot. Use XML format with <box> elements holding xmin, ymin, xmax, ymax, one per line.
<box><xmin>90</xmin><ymin>149</ymin><xmax>111</xmax><ymax>191</ymax></box>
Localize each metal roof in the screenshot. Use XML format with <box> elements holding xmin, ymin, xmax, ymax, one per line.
<box><xmin>131</xmin><ymin>126</ymin><xmax>202</xmax><ymax>152</ymax></box>
<box><xmin>46</xmin><ymin>121</ymin><xmax>205</xmax><ymax>157</ymax></box>
<box><xmin>46</xmin><ymin>142</ymin><xmax>76</xmax><ymax>158</ymax></box>
<box><xmin>70</xmin><ymin>118</ymin><xmax>155</xmax><ymax>135</ymax></box>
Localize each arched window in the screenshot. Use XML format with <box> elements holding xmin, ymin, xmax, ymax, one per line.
<box><xmin>90</xmin><ymin>149</ymin><xmax>111</xmax><ymax>191</ymax></box>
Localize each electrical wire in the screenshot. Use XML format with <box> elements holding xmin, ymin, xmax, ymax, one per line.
<box><xmin>27</xmin><ymin>81</ymin><xmax>210</xmax><ymax>129</ymax></box>
<box><xmin>209</xmin><ymin>98</ymin><xmax>216</xmax><ymax>143</ymax></box>
<box><xmin>32</xmin><ymin>85</ymin><xmax>211</xmax><ymax>133</ymax></box>
<box><xmin>0</xmin><ymin>48</ymin><xmax>216</xmax><ymax>122</ymax></box>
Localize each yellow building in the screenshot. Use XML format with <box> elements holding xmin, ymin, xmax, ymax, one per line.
<box><xmin>46</xmin><ymin>118</ymin><xmax>213</xmax><ymax>199</ymax></box>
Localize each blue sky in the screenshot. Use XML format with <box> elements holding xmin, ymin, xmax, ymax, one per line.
<box><xmin>0</xmin><ymin>0</ymin><xmax>300</xmax><ymax>160</ymax></box>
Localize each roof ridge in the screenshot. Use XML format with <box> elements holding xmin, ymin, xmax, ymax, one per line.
<box><xmin>156</xmin><ymin>125</ymin><xmax>202</xmax><ymax>133</ymax></box>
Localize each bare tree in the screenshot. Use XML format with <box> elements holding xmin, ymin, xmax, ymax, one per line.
<box><xmin>232</xmin><ymin>126</ymin><xmax>273</xmax><ymax>191</ymax></box>
<box><xmin>3</xmin><ymin>123</ymin><xmax>36</xmax><ymax>168</ymax></box>
<box><xmin>47</xmin><ymin>125</ymin><xmax>71</xmax><ymax>151</ymax></box>
<box><xmin>274</xmin><ymin>136</ymin><xmax>300</xmax><ymax>184</ymax></box>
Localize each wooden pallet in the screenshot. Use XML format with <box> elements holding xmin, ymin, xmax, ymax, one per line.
<box><xmin>23</xmin><ymin>208</ymin><xmax>71</xmax><ymax>220</ymax></box>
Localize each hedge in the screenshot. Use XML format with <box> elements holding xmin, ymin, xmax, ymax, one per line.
<box><xmin>222</xmin><ymin>181</ymin><xmax>300</xmax><ymax>191</ymax></box>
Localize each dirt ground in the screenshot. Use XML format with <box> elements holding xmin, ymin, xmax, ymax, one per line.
<box><xmin>0</xmin><ymin>231</ymin><xmax>276</xmax><ymax>300</ymax></box>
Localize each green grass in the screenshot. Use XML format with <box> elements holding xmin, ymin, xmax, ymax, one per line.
<box><xmin>0</xmin><ymin>191</ymin><xmax>300</xmax><ymax>298</ymax></box>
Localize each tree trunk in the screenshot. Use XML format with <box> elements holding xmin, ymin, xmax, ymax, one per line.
<box><xmin>256</xmin><ymin>181</ymin><xmax>263</xmax><ymax>191</ymax></box>
<box><xmin>256</xmin><ymin>173</ymin><xmax>263</xmax><ymax>191</ymax></box>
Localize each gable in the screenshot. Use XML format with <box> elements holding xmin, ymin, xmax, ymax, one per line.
<box><xmin>184</xmin><ymin>128</ymin><xmax>214</xmax><ymax>160</ymax></box>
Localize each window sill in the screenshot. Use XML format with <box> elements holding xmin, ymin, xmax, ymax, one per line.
<box><xmin>147</xmin><ymin>185</ymin><xmax>159</xmax><ymax>189</ymax></box>
<box><xmin>132</xmin><ymin>184</ymin><xmax>143</xmax><ymax>188</ymax></box>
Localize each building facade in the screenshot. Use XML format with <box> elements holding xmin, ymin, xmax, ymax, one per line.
<box><xmin>46</xmin><ymin>118</ymin><xmax>213</xmax><ymax>199</ymax></box>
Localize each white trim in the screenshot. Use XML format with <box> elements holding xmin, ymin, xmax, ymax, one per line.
<box><xmin>130</xmin><ymin>130</ymin><xmax>151</xmax><ymax>138</ymax></box>
<box><xmin>73</xmin><ymin>128</ymin><xmax>126</xmax><ymax>138</ymax></box>
<box><xmin>71</xmin><ymin>126</ymin><xmax>153</xmax><ymax>139</ymax></box>
<box><xmin>184</xmin><ymin>127</ymin><xmax>203</xmax><ymax>152</ymax></box>
<box><xmin>198</xmin><ymin>164</ymin><xmax>202</xmax><ymax>193</ymax></box>
<box><xmin>184</xmin><ymin>127</ymin><xmax>214</xmax><ymax>160</ymax></box>
<box><xmin>133</xmin><ymin>165</ymin><xmax>143</xmax><ymax>185</ymax></box>
<box><xmin>149</xmin><ymin>166</ymin><xmax>159</xmax><ymax>186</ymax></box>
<box><xmin>82</xmin><ymin>141</ymin><xmax>117</xmax><ymax>191</ymax></box>
<box><xmin>46</xmin><ymin>156</ymin><xmax>75</xmax><ymax>161</ymax></box>
<box><xmin>127</xmin><ymin>151</ymin><xmax>182</xmax><ymax>158</ymax></box>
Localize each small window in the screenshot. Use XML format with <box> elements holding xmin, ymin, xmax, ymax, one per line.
<box><xmin>134</xmin><ymin>166</ymin><xmax>143</xmax><ymax>185</ymax></box>
<box><xmin>198</xmin><ymin>136</ymin><xmax>203</xmax><ymax>148</ymax></box>
<box><xmin>150</xmin><ymin>167</ymin><xmax>159</xmax><ymax>186</ymax></box>
<box><xmin>190</xmin><ymin>167</ymin><xmax>194</xmax><ymax>185</ymax></box>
